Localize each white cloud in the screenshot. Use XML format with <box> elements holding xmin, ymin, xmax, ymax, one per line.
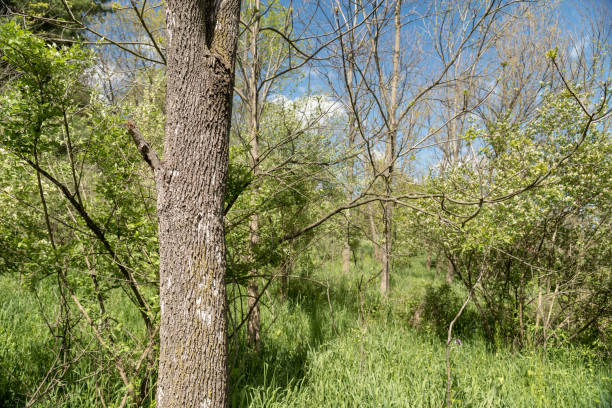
<box><xmin>269</xmin><ymin>94</ymin><xmax>346</xmax><ymax>125</ymax></box>
<box><xmin>569</xmin><ymin>34</ymin><xmax>589</xmax><ymax>61</ymax></box>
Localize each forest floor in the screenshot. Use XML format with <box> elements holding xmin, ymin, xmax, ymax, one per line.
<box><xmin>229</xmin><ymin>254</ymin><xmax>612</xmax><ymax>407</ymax></box>
<box><xmin>0</xmin><ymin>254</ymin><xmax>610</xmax><ymax>407</ymax></box>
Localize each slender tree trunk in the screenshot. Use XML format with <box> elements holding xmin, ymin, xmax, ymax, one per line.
<box><xmin>367</xmin><ymin>202</ymin><xmax>381</xmax><ymax>261</ymax></box>
<box><xmin>380</xmin><ymin>201</ymin><xmax>392</xmax><ymax>294</ymax></box>
<box><xmin>341</xmin><ymin>49</ymin><xmax>358</xmax><ymax>276</ymax></box>
<box><xmin>157</xmin><ymin>1</ymin><xmax>240</xmax><ymax>407</ymax></box>
<box><xmin>247</xmin><ymin>211</ymin><xmax>261</xmax><ymax>349</ymax></box>
<box><xmin>341</xmin><ymin>217</ymin><xmax>351</xmax><ymax>275</ymax></box>
<box><xmin>246</xmin><ymin>0</ymin><xmax>262</xmax><ymax>350</ymax></box>
<box><xmin>246</xmin><ymin>121</ymin><xmax>261</xmax><ymax>349</ymax></box>
<box><xmin>380</xmin><ymin>0</ymin><xmax>402</xmax><ymax>296</ymax></box>
<box><xmin>445</xmin><ymin>258</ymin><xmax>454</xmax><ymax>283</ymax></box>
<box><xmin>280</xmin><ymin>259</ymin><xmax>289</xmax><ymax>301</ymax></box>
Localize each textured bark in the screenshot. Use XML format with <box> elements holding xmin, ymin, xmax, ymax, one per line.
<box><xmin>157</xmin><ymin>1</ymin><xmax>241</xmax><ymax>407</ymax></box>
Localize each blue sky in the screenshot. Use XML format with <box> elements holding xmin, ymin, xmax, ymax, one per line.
<box><xmin>95</xmin><ymin>0</ymin><xmax>610</xmax><ymax>178</ymax></box>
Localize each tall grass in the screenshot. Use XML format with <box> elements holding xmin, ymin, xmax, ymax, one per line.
<box><xmin>230</xmin><ymin>255</ymin><xmax>612</xmax><ymax>407</ymax></box>
<box><xmin>0</xmin><ymin>276</ymin><xmax>138</xmax><ymax>407</ymax></box>
<box><xmin>236</xmin><ymin>321</ymin><xmax>611</xmax><ymax>407</ymax></box>
<box><xmin>1</xmin><ymin>254</ymin><xmax>610</xmax><ymax>407</ymax></box>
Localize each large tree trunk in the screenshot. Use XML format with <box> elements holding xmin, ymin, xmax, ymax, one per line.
<box><xmin>157</xmin><ymin>1</ymin><xmax>240</xmax><ymax>407</ymax></box>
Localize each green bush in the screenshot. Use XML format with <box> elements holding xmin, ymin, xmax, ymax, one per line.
<box><xmin>421</xmin><ymin>283</ymin><xmax>480</xmax><ymax>340</ymax></box>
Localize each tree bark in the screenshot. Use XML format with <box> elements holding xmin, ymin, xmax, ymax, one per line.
<box><xmin>380</xmin><ymin>0</ymin><xmax>402</xmax><ymax>296</ymax></box>
<box><xmin>341</xmin><ymin>235</ymin><xmax>351</xmax><ymax>275</ymax></box>
<box><xmin>246</xmin><ymin>0</ymin><xmax>262</xmax><ymax>351</ymax></box>
<box><xmin>280</xmin><ymin>259</ymin><xmax>289</xmax><ymax>301</ymax></box>
<box><xmin>339</xmin><ymin>5</ymin><xmax>362</xmax><ymax>277</ymax></box>
<box><xmin>380</xmin><ymin>201</ymin><xmax>392</xmax><ymax>294</ymax></box>
<box><xmin>367</xmin><ymin>202</ymin><xmax>381</xmax><ymax>262</ymax></box>
<box><xmin>342</xmin><ymin>223</ymin><xmax>351</xmax><ymax>276</ymax></box>
<box><xmin>341</xmin><ymin>138</ymin><xmax>354</xmax><ymax>276</ymax></box>
<box><xmin>247</xmin><ymin>212</ymin><xmax>261</xmax><ymax>350</ymax></box>
<box><xmin>157</xmin><ymin>1</ymin><xmax>240</xmax><ymax>407</ymax></box>
<box><xmin>445</xmin><ymin>258</ymin><xmax>454</xmax><ymax>283</ymax></box>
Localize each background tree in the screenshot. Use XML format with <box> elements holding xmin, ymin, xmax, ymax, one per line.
<box><xmin>0</xmin><ymin>0</ymin><xmax>110</xmax><ymax>40</ymax></box>
<box><xmin>0</xmin><ymin>22</ymin><xmax>159</xmax><ymax>406</ymax></box>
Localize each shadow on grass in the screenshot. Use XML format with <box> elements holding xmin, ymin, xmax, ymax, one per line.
<box><xmin>228</xmin><ymin>269</ymin><xmax>367</xmax><ymax>406</ymax></box>
<box><xmin>227</xmin><ymin>257</ymin><xmax>485</xmax><ymax>407</ymax></box>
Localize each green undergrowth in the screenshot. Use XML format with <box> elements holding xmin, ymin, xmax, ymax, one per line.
<box><xmin>1</xmin><ymin>255</ymin><xmax>610</xmax><ymax>407</ymax></box>
<box><xmin>230</xmin><ymin>255</ymin><xmax>612</xmax><ymax>407</ymax></box>
<box><xmin>0</xmin><ymin>276</ymin><xmax>140</xmax><ymax>407</ymax></box>
<box><xmin>233</xmin><ymin>321</ymin><xmax>612</xmax><ymax>407</ymax></box>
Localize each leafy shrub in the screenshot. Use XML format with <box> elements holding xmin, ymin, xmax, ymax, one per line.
<box><xmin>421</xmin><ymin>283</ymin><xmax>479</xmax><ymax>339</ymax></box>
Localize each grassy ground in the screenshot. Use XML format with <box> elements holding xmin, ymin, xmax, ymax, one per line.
<box><xmin>230</xmin><ymin>254</ymin><xmax>612</xmax><ymax>407</ymax></box>
<box><xmin>1</xmin><ymin>254</ymin><xmax>611</xmax><ymax>407</ymax></box>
